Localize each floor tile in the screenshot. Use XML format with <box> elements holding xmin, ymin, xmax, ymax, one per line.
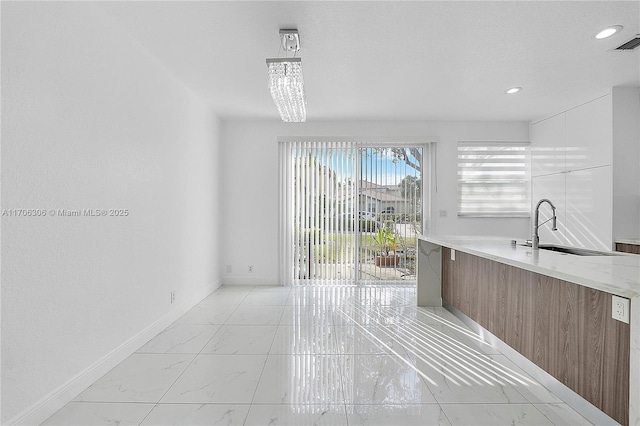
<box><xmin>533</xmin><ymin>403</ymin><xmax>594</xmax><ymax>425</ymax></box>
<box><xmin>244</xmin><ymin>404</ymin><xmax>348</xmax><ymax>425</ymax></box>
<box><xmin>199</xmin><ymin>291</ymin><xmax>249</xmax><ymax>307</ymax></box>
<box><xmin>280</xmin><ymin>306</ymin><xmax>334</xmax><ymax>326</ymax></box>
<box><xmin>345</xmin><ymin>404</ymin><xmax>450</xmax><ymax>425</ymax></box>
<box><xmin>74</xmin><ymin>354</ymin><xmax>194</xmax><ymax>403</ymax></box>
<box><xmin>201</xmin><ymin>325</ymin><xmax>277</xmax><ymax>354</ymax></box>
<box><xmin>270</xmin><ymin>325</ymin><xmax>339</xmax><ymax>355</ymax></box>
<box><xmin>175</xmin><ymin>303</ymin><xmax>237</xmax><ymax>325</ymax></box>
<box><xmin>41</xmin><ymin>402</ymin><xmax>154</xmax><ymax>425</ymax></box>
<box><xmin>160</xmin><ymin>354</ymin><xmax>266</xmax><ymax>403</ymax></box>
<box><xmin>139</xmin><ymin>403</ymin><xmax>250</xmax><ymax>425</ymax></box>
<box><xmin>430</xmin><ymin>323</ymin><xmax>500</xmax><ymax>355</ymax></box>
<box><xmin>225</xmin><ymin>305</ymin><xmax>284</xmax><ymax>325</ymax></box>
<box><xmin>45</xmin><ymin>285</ymin><xmax>597</xmax><ymax>426</ymax></box>
<box><xmin>396</xmin><ymin>322</ymin><xmax>498</xmax><ymax>361</ymax></box>
<box><xmin>340</xmin><ymin>354</ymin><xmax>437</xmax><ymax>404</ymax></box>
<box><xmin>333</xmin><ymin>325</ymin><xmax>407</xmax><ymax>355</ymax></box>
<box><xmin>250</xmin><ymin>285</ymin><xmax>291</xmax><ymax>292</ymax></box>
<box><xmin>241</xmin><ymin>291</ymin><xmax>291</xmax><ymax>306</ymax></box>
<box><xmin>252</xmin><ymin>355</ymin><xmax>345</xmax><ymax>404</ymax></box>
<box><xmin>217</xmin><ymin>285</ymin><xmax>255</xmax><ymax>292</ymax></box>
<box><xmin>488</xmin><ymin>355</ymin><xmax>563</xmax><ymax>404</ymax></box>
<box><xmin>421</xmin><ymin>307</ymin><xmax>468</xmax><ymax>327</ymax></box>
<box><xmin>136</xmin><ymin>324</ymin><xmax>221</xmax><ymax>354</ymax></box>
<box><xmin>439</xmin><ymin>403</ymin><xmax>555</xmax><ymax>425</ymax></box>
<box><xmin>411</xmin><ymin>347</ymin><xmax>530</xmax><ymax>404</ymax></box>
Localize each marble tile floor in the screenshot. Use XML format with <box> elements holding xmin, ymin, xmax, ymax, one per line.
<box><xmin>43</xmin><ymin>285</ymin><xmax>593</xmax><ymax>425</ymax></box>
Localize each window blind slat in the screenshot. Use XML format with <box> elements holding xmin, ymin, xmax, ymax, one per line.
<box><xmin>457</xmin><ymin>141</ymin><xmax>531</xmax><ymax>217</ymax></box>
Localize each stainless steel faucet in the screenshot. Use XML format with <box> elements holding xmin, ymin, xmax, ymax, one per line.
<box><xmin>533</xmin><ymin>198</ymin><xmax>558</xmax><ymax>249</ymax></box>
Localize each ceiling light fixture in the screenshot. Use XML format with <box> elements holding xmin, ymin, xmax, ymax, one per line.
<box><xmin>505</xmin><ymin>87</ymin><xmax>522</xmax><ymax>94</ymax></box>
<box><xmin>595</xmin><ymin>25</ymin><xmax>623</xmax><ymax>39</ymax></box>
<box><xmin>266</xmin><ymin>29</ymin><xmax>306</xmax><ymax>122</ymax></box>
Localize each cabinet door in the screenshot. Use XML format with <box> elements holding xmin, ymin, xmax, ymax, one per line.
<box><xmin>565</xmin><ymin>94</ymin><xmax>612</xmax><ymax>170</ymax></box>
<box><xmin>565</xmin><ymin>166</ymin><xmax>612</xmax><ymax>250</ymax></box>
<box><xmin>531</xmin><ymin>113</ymin><xmax>565</xmax><ymax>177</ymax></box>
<box><xmin>531</xmin><ymin>173</ymin><xmax>567</xmax><ymax>246</ymax></box>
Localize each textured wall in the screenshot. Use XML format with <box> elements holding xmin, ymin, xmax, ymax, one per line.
<box><xmin>1</xmin><ymin>3</ymin><xmax>221</xmax><ymax>421</ymax></box>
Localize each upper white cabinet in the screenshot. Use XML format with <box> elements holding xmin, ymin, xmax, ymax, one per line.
<box><xmin>531</xmin><ymin>94</ymin><xmax>612</xmax><ymax>177</ymax></box>
<box><xmin>565</xmin><ymin>95</ymin><xmax>612</xmax><ymax>171</ymax></box>
<box><xmin>531</xmin><ymin>113</ymin><xmax>565</xmax><ymax>177</ymax></box>
<box><xmin>530</xmin><ymin>87</ymin><xmax>639</xmax><ymax>249</ymax></box>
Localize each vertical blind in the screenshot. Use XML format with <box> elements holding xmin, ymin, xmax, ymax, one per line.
<box><xmin>457</xmin><ymin>141</ymin><xmax>531</xmax><ymax>217</ymax></box>
<box><xmin>278</xmin><ymin>140</ymin><xmax>358</xmax><ymax>285</ymax></box>
<box><xmin>279</xmin><ymin>139</ymin><xmax>426</xmax><ymax>286</ymax></box>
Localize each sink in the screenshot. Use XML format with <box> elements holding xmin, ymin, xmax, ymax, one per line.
<box><xmin>538</xmin><ymin>244</ymin><xmax>621</xmax><ymax>256</ymax></box>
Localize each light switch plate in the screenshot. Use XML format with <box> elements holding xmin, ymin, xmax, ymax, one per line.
<box><xmin>612</xmin><ymin>295</ymin><xmax>630</xmax><ymax>323</ymax></box>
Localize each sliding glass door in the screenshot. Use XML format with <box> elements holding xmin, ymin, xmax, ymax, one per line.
<box><xmin>279</xmin><ymin>140</ymin><xmax>425</xmax><ymax>286</ymax></box>
<box><xmin>357</xmin><ymin>147</ymin><xmax>423</xmax><ymax>283</ymax></box>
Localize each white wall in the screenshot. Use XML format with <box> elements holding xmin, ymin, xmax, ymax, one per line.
<box><xmin>1</xmin><ymin>3</ymin><xmax>221</xmax><ymax>422</ymax></box>
<box><xmin>612</xmin><ymin>87</ymin><xmax>640</xmax><ymax>240</ymax></box>
<box><xmin>220</xmin><ymin>120</ymin><xmax>529</xmax><ymax>285</ymax></box>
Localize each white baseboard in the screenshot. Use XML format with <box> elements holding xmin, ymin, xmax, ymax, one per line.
<box><xmin>7</xmin><ymin>278</ymin><xmax>221</xmax><ymax>426</ymax></box>
<box><xmin>221</xmin><ymin>276</ymin><xmax>280</xmax><ymax>286</ymax></box>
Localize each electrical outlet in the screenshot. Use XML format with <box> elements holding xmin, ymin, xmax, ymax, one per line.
<box><xmin>226</xmin><ymin>264</ymin><xmax>232</xmax><ymax>274</ymax></box>
<box><xmin>450</xmin><ymin>249</ymin><xmax>456</xmax><ymax>261</ymax></box>
<box><xmin>612</xmin><ymin>295</ymin><xmax>629</xmax><ymax>323</ymax></box>
<box><xmin>248</xmin><ymin>265</ymin><xmax>254</xmax><ymax>273</ymax></box>
<box><xmin>170</xmin><ymin>291</ymin><xmax>175</xmax><ymax>304</ymax></box>
<box><xmin>439</xmin><ymin>209</ymin><xmax>448</xmax><ymax>218</ymax></box>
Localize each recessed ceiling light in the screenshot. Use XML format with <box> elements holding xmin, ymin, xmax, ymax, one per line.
<box><xmin>595</xmin><ymin>25</ymin><xmax>623</xmax><ymax>39</ymax></box>
<box><xmin>505</xmin><ymin>87</ymin><xmax>522</xmax><ymax>94</ymax></box>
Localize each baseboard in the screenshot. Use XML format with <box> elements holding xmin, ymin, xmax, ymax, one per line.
<box><xmin>221</xmin><ymin>276</ymin><xmax>280</xmax><ymax>286</ymax></box>
<box><xmin>7</xmin><ymin>278</ymin><xmax>221</xmax><ymax>426</ymax></box>
<box><xmin>443</xmin><ymin>303</ymin><xmax>619</xmax><ymax>426</ymax></box>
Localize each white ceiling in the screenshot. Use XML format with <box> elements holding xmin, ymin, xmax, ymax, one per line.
<box><xmin>99</xmin><ymin>1</ymin><xmax>640</xmax><ymax>122</ymax></box>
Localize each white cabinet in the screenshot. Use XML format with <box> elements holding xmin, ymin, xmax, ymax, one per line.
<box><xmin>532</xmin><ymin>167</ymin><xmax>613</xmax><ymax>251</ymax></box>
<box><xmin>531</xmin><ymin>113</ymin><xmax>565</xmax><ymax>177</ymax></box>
<box><xmin>532</xmin><ymin>173</ymin><xmax>567</xmax><ymax>246</ymax></box>
<box><xmin>565</xmin><ymin>95</ymin><xmax>612</xmax><ymax>171</ymax></box>
<box><xmin>530</xmin><ymin>91</ymin><xmax>626</xmax><ymax>250</ymax></box>
<box><xmin>531</xmin><ymin>94</ymin><xmax>612</xmax><ymax>176</ymax></box>
<box><xmin>565</xmin><ymin>166</ymin><xmax>612</xmax><ymax>250</ymax></box>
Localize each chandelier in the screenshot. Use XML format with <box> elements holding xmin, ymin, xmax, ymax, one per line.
<box><xmin>266</xmin><ymin>30</ymin><xmax>307</xmax><ymax>123</ymax></box>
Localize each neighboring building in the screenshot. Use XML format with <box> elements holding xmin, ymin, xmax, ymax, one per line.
<box><xmin>358</xmin><ymin>181</ymin><xmax>406</xmax><ymax>215</ymax></box>
<box><xmin>336</xmin><ymin>180</ymin><xmax>410</xmax><ymax>216</ymax></box>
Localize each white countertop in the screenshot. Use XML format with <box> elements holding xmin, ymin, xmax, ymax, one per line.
<box><xmin>616</xmin><ymin>238</ymin><xmax>640</xmax><ymax>245</ymax></box>
<box><xmin>418</xmin><ymin>235</ymin><xmax>640</xmax><ymax>298</ymax></box>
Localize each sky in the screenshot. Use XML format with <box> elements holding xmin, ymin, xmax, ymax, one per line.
<box><xmin>293</xmin><ymin>146</ymin><xmax>422</xmax><ymax>186</ymax></box>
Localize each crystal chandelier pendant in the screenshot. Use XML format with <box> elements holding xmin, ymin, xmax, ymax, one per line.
<box><xmin>266</xmin><ymin>58</ymin><xmax>307</xmax><ymax>122</ymax></box>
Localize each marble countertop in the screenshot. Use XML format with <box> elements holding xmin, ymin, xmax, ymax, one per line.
<box><xmin>616</xmin><ymin>238</ymin><xmax>640</xmax><ymax>245</ymax></box>
<box><xmin>418</xmin><ymin>235</ymin><xmax>640</xmax><ymax>299</ymax></box>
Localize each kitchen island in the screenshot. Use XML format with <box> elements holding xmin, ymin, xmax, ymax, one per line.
<box><xmin>417</xmin><ymin>235</ymin><xmax>640</xmax><ymax>426</ymax></box>
<box><xmin>616</xmin><ymin>239</ymin><xmax>640</xmax><ymax>255</ymax></box>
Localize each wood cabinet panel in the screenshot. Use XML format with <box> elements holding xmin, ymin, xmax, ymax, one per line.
<box><xmin>616</xmin><ymin>243</ymin><xmax>640</xmax><ymax>254</ymax></box>
<box><xmin>442</xmin><ymin>253</ymin><xmax>630</xmax><ymax>425</ymax></box>
<box><xmin>504</xmin><ymin>266</ymin><xmax>534</xmax><ymax>360</ymax></box>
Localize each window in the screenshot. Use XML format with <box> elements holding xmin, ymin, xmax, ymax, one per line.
<box><xmin>278</xmin><ymin>138</ymin><xmax>431</xmax><ymax>285</ymax></box>
<box><xmin>457</xmin><ymin>141</ymin><xmax>531</xmax><ymax>217</ymax></box>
